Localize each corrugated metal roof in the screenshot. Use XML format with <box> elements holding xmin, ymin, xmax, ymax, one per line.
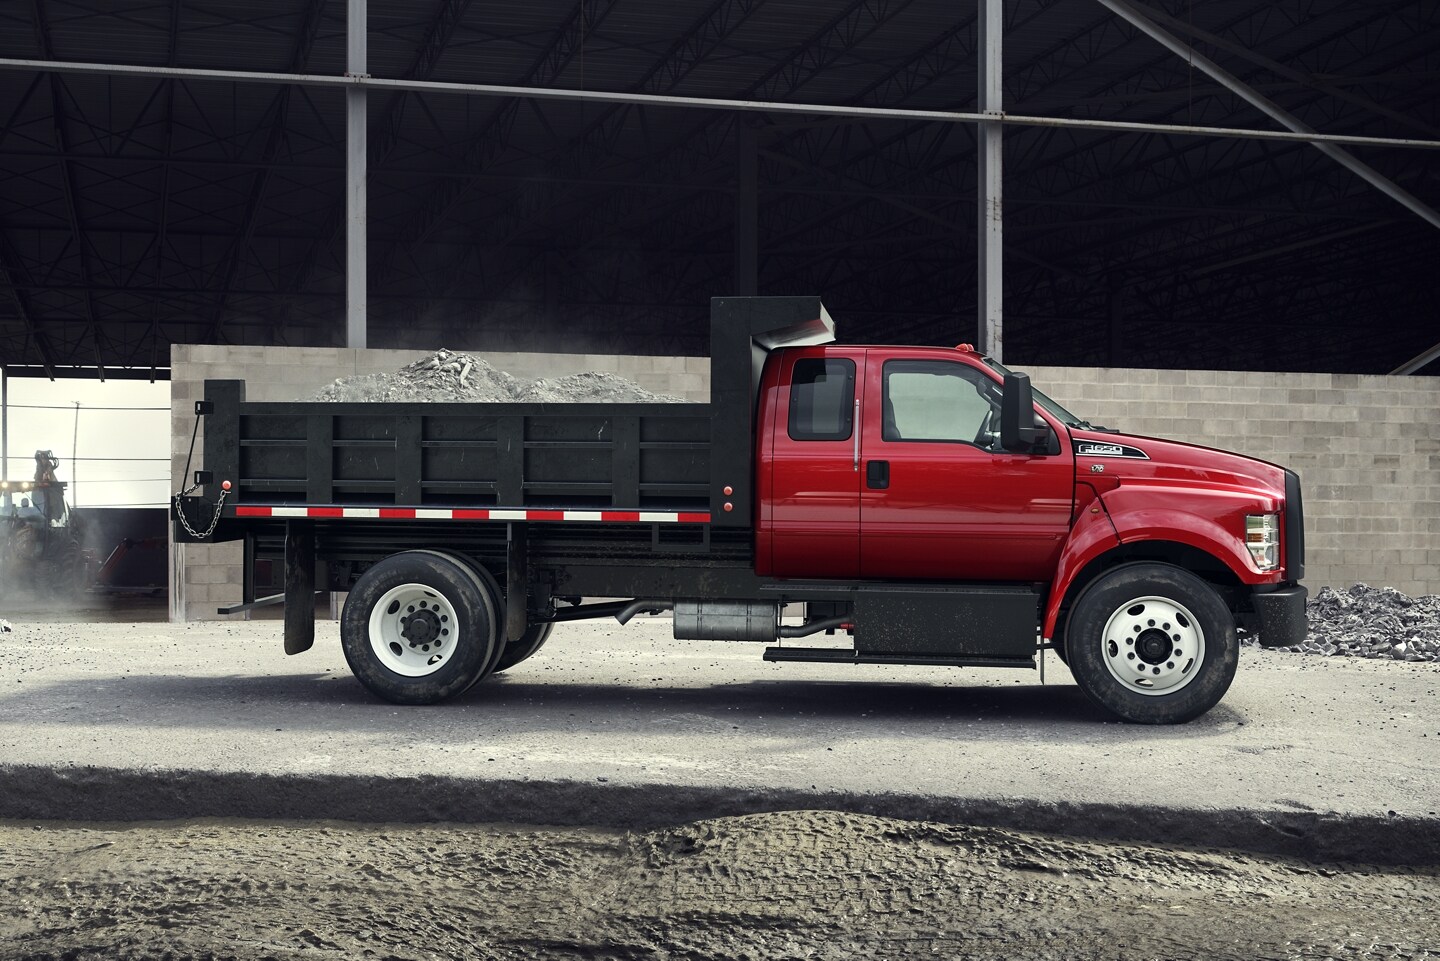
<box><xmin>0</xmin><ymin>0</ymin><xmax>1437</xmax><ymax>374</ymax></box>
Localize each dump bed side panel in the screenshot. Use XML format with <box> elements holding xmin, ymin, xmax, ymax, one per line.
<box><xmin>201</xmin><ymin>382</ymin><xmax>711</xmax><ymax>519</ymax></box>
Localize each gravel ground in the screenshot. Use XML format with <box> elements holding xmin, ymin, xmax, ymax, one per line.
<box><xmin>1245</xmin><ymin>584</ymin><xmax>1440</xmax><ymax>662</ymax></box>
<box><xmin>1</xmin><ymin>811</ymin><xmax>1435</xmax><ymax>961</ymax></box>
<box><xmin>305</xmin><ymin>349</ymin><xmax>682</xmax><ymax>404</ymax></box>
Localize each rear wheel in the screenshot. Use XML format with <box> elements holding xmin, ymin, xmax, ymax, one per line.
<box><xmin>1064</xmin><ymin>562</ymin><xmax>1236</xmax><ymax>724</ymax></box>
<box><xmin>341</xmin><ymin>551</ymin><xmax>498</xmax><ymax>704</ymax></box>
<box><xmin>492</xmin><ymin>622</ymin><xmax>554</xmax><ymax>674</ymax></box>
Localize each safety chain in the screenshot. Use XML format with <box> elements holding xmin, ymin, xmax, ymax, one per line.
<box><xmin>173</xmin><ymin>399</ymin><xmax>228</xmax><ymax>540</ymax></box>
<box><xmin>173</xmin><ymin>481</ymin><xmax>228</xmax><ymax>540</ymax></box>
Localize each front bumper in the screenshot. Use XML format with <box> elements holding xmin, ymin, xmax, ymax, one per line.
<box><xmin>1251</xmin><ymin>584</ymin><xmax>1309</xmax><ymax>648</ymax></box>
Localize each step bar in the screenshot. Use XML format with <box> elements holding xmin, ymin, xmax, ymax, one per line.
<box><xmin>763</xmin><ymin>647</ymin><xmax>1034</xmax><ymax>669</ymax></box>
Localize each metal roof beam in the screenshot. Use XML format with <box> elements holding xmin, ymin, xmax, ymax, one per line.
<box><xmin>528</xmin><ymin>1</ymin><xmax>994</xmax><ymax>274</ymax></box>
<box><xmin>292</xmin><ymin>0</ymin><xmax>478</xmax><ymax>304</ymax></box>
<box><xmin>279</xmin><ymin>0</ymin><xmax>470</xmax><ymax>327</ymax></box>
<box><xmin>408</xmin><ymin>0</ymin><xmax>767</xmax><ymax>321</ymax></box>
<box><xmin>374</xmin><ymin>0</ymin><xmax>626</xmax><ymax>289</ymax></box>
<box><xmin>146</xmin><ymin>0</ymin><xmax>182</xmax><ymax>377</ymax></box>
<box><xmin>429</xmin><ymin>0</ymin><xmax>921</xmax><ymax>281</ymax></box>
<box><xmin>5</xmin><ymin>57</ymin><xmax>1440</xmax><ymax>153</ymax></box>
<box><xmin>1392</xmin><ymin>342</ymin><xmax>1440</xmax><ymax>376</ymax></box>
<box><xmin>31</xmin><ymin>0</ymin><xmax>106</xmax><ymax>379</ymax></box>
<box><xmin>987</xmin><ymin>4</ymin><xmax>1426</xmax><ymax>248</ymax></box>
<box><xmin>0</xmin><ymin>72</ymin><xmax>44</xmax><ymax>153</ymax></box>
<box><xmin>0</xmin><ymin>228</ymin><xmax>58</xmax><ymax>378</ymax></box>
<box><xmin>1115</xmin><ymin>0</ymin><xmax>1440</xmax><ymax>139</ymax></box>
<box><xmin>1007</xmin><ymin>94</ymin><xmax>1430</xmax><ymax>285</ymax></box>
<box><xmin>368</xmin><ymin>0</ymin><xmax>473</xmax><ymax>167</ymax></box>
<box><xmin>205</xmin><ymin>0</ymin><xmax>328</xmax><ymax>342</ymax></box>
<box><xmin>1094</xmin><ymin>0</ymin><xmax>1440</xmax><ymax>232</ymax></box>
<box><xmin>1014</xmin><ymin>136</ymin><xmax>1351</xmax><ymax>268</ymax></box>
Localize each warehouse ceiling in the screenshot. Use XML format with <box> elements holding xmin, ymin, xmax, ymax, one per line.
<box><xmin>1</xmin><ymin>0</ymin><xmax>1437</xmax><ymax>377</ymax></box>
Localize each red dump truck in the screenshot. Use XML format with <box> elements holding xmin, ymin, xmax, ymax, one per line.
<box><xmin>175</xmin><ymin>296</ymin><xmax>1307</xmax><ymax>723</ymax></box>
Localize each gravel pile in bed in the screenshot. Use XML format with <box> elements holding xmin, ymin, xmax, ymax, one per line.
<box><xmin>306</xmin><ymin>349</ymin><xmax>681</xmax><ymax>404</ymax></box>
<box><xmin>1247</xmin><ymin>583</ymin><xmax>1440</xmax><ymax>662</ymax></box>
<box><xmin>517</xmin><ymin>371</ymin><xmax>678</xmax><ymax>403</ymax></box>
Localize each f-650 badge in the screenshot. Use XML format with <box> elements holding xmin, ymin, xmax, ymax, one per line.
<box><xmin>1077</xmin><ymin>442</ymin><xmax>1149</xmax><ymax>459</ymax></box>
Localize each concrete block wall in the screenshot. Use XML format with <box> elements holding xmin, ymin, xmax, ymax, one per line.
<box><xmin>1025</xmin><ymin>366</ymin><xmax>1440</xmax><ymax>598</ymax></box>
<box><xmin>169</xmin><ymin>344</ymin><xmax>710</xmax><ymax>622</ymax></box>
<box><xmin>170</xmin><ymin>344</ymin><xmax>1438</xmax><ymax>621</ymax></box>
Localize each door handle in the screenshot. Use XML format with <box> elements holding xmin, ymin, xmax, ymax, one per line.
<box><xmin>866</xmin><ymin>459</ymin><xmax>890</xmax><ymax>489</ymax></box>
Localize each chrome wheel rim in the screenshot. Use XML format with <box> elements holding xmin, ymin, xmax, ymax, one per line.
<box><xmin>368</xmin><ymin>582</ymin><xmax>459</xmax><ymax>677</ymax></box>
<box><xmin>1100</xmin><ymin>595</ymin><xmax>1205</xmax><ymax>696</ymax></box>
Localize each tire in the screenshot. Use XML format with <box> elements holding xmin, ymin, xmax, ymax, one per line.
<box><xmin>411</xmin><ymin>550</ymin><xmax>508</xmax><ymax>681</ymax></box>
<box><xmin>1063</xmin><ymin>562</ymin><xmax>1237</xmax><ymax>724</ymax></box>
<box><xmin>492</xmin><ymin>622</ymin><xmax>554</xmax><ymax>674</ymax></box>
<box><xmin>340</xmin><ymin>551</ymin><xmax>499</xmax><ymax>704</ymax></box>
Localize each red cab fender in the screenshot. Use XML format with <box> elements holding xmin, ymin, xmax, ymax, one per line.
<box><xmin>1042</xmin><ymin>484</ymin><xmax>1280</xmax><ymax>640</ymax></box>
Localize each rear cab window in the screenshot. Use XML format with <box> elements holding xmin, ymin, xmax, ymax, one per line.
<box><xmin>788</xmin><ymin>358</ymin><xmax>855</xmax><ymax>441</ymax></box>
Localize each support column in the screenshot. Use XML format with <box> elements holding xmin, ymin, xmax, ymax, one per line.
<box><xmin>1</xmin><ymin>367</ymin><xmax>8</xmax><ymax>513</ymax></box>
<box><xmin>977</xmin><ymin>0</ymin><xmax>1003</xmax><ymax>360</ymax></box>
<box><xmin>734</xmin><ymin>122</ymin><xmax>758</xmax><ymax>295</ymax></box>
<box><xmin>346</xmin><ymin>0</ymin><xmax>368</xmax><ymax>348</ymax></box>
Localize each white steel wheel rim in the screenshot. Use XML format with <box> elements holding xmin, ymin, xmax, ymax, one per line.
<box><xmin>1100</xmin><ymin>595</ymin><xmax>1206</xmax><ymax>696</ymax></box>
<box><xmin>368</xmin><ymin>582</ymin><xmax>460</xmax><ymax>677</ymax></box>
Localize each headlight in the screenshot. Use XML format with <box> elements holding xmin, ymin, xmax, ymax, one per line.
<box><xmin>1245</xmin><ymin>513</ymin><xmax>1280</xmax><ymax>572</ymax></box>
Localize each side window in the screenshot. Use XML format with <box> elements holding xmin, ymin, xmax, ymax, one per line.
<box><xmin>788</xmin><ymin>358</ymin><xmax>855</xmax><ymax>441</ymax></box>
<box><xmin>883</xmin><ymin>360</ymin><xmax>997</xmax><ymax>445</ymax></box>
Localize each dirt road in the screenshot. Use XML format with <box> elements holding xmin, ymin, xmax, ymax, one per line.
<box><xmin>1</xmin><ymin>811</ymin><xmax>1434</xmax><ymax>960</ymax></box>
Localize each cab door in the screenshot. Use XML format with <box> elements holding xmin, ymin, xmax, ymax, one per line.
<box><xmin>859</xmin><ymin>355</ymin><xmax>1073</xmax><ymax>581</ymax></box>
<box><xmin>767</xmin><ymin>349</ymin><xmax>864</xmax><ymax>578</ymax></box>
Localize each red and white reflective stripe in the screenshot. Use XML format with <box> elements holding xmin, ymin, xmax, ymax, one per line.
<box><xmin>233</xmin><ymin>505</ymin><xmax>710</xmax><ymax>523</ymax></box>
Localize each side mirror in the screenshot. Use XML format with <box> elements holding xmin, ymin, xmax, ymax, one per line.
<box><xmin>1000</xmin><ymin>372</ymin><xmax>1047</xmax><ymax>452</ymax></box>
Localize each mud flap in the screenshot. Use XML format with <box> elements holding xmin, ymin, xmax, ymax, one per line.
<box><xmin>283</xmin><ymin>521</ymin><xmax>315</xmax><ymax>655</ymax></box>
<box><xmin>505</xmin><ymin>522</ymin><xmax>528</xmax><ymax>643</ymax></box>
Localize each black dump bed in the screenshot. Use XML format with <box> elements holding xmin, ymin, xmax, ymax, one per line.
<box><xmin>202</xmin><ymin>387</ymin><xmax>713</xmax><ymax>512</ymax></box>
<box><xmin>181</xmin><ymin>296</ymin><xmax>834</xmax><ymax>542</ymax></box>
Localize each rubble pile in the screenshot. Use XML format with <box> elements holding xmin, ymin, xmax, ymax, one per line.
<box><xmin>308</xmin><ymin>350</ymin><xmax>521</xmax><ymax>403</ymax></box>
<box><xmin>517</xmin><ymin>371</ymin><xmax>678</xmax><ymax>403</ymax></box>
<box><xmin>1249</xmin><ymin>583</ymin><xmax>1440</xmax><ymax>661</ymax></box>
<box><xmin>307</xmin><ymin>349</ymin><xmax>681</xmax><ymax>404</ymax></box>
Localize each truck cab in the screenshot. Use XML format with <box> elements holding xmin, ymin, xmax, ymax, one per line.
<box><xmin>760</xmin><ymin>344</ymin><xmax>1072</xmax><ymax>582</ymax></box>
<box><xmin>752</xmin><ymin>336</ymin><xmax>1307</xmax><ymax>722</ymax></box>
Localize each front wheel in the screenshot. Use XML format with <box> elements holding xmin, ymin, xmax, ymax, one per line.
<box><xmin>1064</xmin><ymin>562</ymin><xmax>1237</xmax><ymax>724</ymax></box>
<box><xmin>341</xmin><ymin>551</ymin><xmax>499</xmax><ymax>704</ymax></box>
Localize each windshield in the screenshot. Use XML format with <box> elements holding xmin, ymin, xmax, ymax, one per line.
<box><xmin>981</xmin><ymin>357</ymin><xmax>1091</xmax><ymax>429</ymax></box>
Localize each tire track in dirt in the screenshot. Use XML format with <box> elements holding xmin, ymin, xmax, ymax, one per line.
<box><xmin>1</xmin><ymin>811</ymin><xmax>1435</xmax><ymax>960</ymax></box>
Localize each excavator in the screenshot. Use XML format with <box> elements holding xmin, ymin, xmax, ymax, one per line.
<box><xmin>0</xmin><ymin>450</ymin><xmax>89</xmax><ymax>597</ymax></box>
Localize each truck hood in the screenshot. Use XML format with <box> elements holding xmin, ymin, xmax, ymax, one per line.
<box><xmin>1069</xmin><ymin>429</ymin><xmax>1286</xmax><ymax>505</ymax></box>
